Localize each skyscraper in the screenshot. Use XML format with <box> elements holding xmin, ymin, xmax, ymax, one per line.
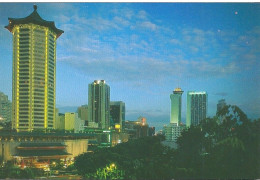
<box><xmin>77</xmin><ymin>104</ymin><xmax>88</xmax><ymax>126</ymax></box>
<box><xmin>217</xmin><ymin>99</ymin><xmax>226</xmax><ymax>114</ymax></box>
<box><xmin>170</xmin><ymin>87</ymin><xmax>184</xmax><ymax>125</ymax></box>
<box><xmin>88</xmin><ymin>80</ymin><xmax>110</xmax><ymax>129</ymax></box>
<box><xmin>110</xmin><ymin>101</ymin><xmax>125</xmax><ymax>130</ymax></box>
<box><xmin>5</xmin><ymin>5</ymin><xmax>63</xmax><ymax>131</ymax></box>
<box><xmin>163</xmin><ymin>88</ymin><xmax>185</xmax><ymax>145</ymax></box>
<box><xmin>0</xmin><ymin>92</ymin><xmax>12</xmax><ymax>122</ymax></box>
<box><xmin>186</xmin><ymin>91</ymin><xmax>208</xmax><ymax>127</ymax></box>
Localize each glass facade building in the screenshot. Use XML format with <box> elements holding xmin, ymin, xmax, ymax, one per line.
<box><xmin>186</xmin><ymin>91</ymin><xmax>208</xmax><ymax>127</ymax></box>
<box><xmin>110</xmin><ymin>101</ymin><xmax>125</xmax><ymax>130</ymax></box>
<box><xmin>217</xmin><ymin>99</ymin><xmax>226</xmax><ymax>114</ymax></box>
<box><xmin>170</xmin><ymin>88</ymin><xmax>183</xmax><ymax>125</ymax></box>
<box><xmin>88</xmin><ymin>80</ymin><xmax>110</xmax><ymax>129</ymax></box>
<box><xmin>5</xmin><ymin>5</ymin><xmax>63</xmax><ymax>131</ymax></box>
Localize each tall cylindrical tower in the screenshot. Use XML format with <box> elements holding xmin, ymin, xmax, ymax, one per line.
<box><xmin>170</xmin><ymin>87</ymin><xmax>184</xmax><ymax>125</ymax></box>
<box><xmin>5</xmin><ymin>5</ymin><xmax>63</xmax><ymax>132</ymax></box>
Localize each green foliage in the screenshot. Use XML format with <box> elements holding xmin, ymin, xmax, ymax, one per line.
<box><xmin>0</xmin><ymin>161</ymin><xmax>39</xmax><ymax>179</ymax></box>
<box><xmin>75</xmin><ymin>135</ymin><xmax>174</xmax><ymax>179</ymax></box>
<box><xmin>175</xmin><ymin>104</ymin><xmax>260</xmax><ymax>179</ymax></box>
<box><xmin>74</xmin><ymin>105</ymin><xmax>259</xmax><ymax>179</ymax></box>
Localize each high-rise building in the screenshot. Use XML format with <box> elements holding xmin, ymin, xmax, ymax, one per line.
<box><xmin>5</xmin><ymin>5</ymin><xmax>63</xmax><ymax>132</ymax></box>
<box><xmin>216</xmin><ymin>99</ymin><xmax>227</xmax><ymax>124</ymax></box>
<box><xmin>110</xmin><ymin>101</ymin><xmax>125</xmax><ymax>130</ymax></box>
<box><xmin>65</xmin><ymin>113</ymin><xmax>84</xmax><ymax>133</ymax></box>
<box><xmin>88</xmin><ymin>80</ymin><xmax>110</xmax><ymax>129</ymax></box>
<box><xmin>170</xmin><ymin>87</ymin><xmax>184</xmax><ymax>125</ymax></box>
<box><xmin>186</xmin><ymin>91</ymin><xmax>208</xmax><ymax>127</ymax></box>
<box><xmin>0</xmin><ymin>92</ymin><xmax>12</xmax><ymax>122</ymax></box>
<box><xmin>77</xmin><ymin>105</ymin><xmax>88</xmax><ymax>126</ymax></box>
<box><xmin>163</xmin><ymin>88</ymin><xmax>185</xmax><ymax>146</ymax></box>
<box><xmin>55</xmin><ymin>112</ymin><xmax>65</xmax><ymax>130</ymax></box>
<box><xmin>217</xmin><ymin>99</ymin><xmax>226</xmax><ymax>114</ymax></box>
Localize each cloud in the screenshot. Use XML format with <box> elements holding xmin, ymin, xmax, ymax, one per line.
<box><xmin>139</xmin><ymin>21</ymin><xmax>157</xmax><ymax>31</ymax></box>
<box><xmin>53</xmin><ymin>5</ymin><xmax>258</xmax><ymax>90</ymax></box>
<box><xmin>59</xmin><ymin>53</ymin><xmax>242</xmax><ymax>87</ymax></box>
<box><xmin>137</xmin><ymin>10</ymin><xmax>148</xmax><ymax>19</ymax></box>
<box><xmin>54</xmin><ymin>14</ymin><xmax>71</xmax><ymax>23</ymax></box>
<box><xmin>170</xmin><ymin>39</ymin><xmax>181</xmax><ymax>45</ymax></box>
<box><xmin>113</xmin><ymin>16</ymin><xmax>130</xmax><ymax>27</ymax></box>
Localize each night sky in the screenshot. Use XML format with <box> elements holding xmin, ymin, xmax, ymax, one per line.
<box><xmin>0</xmin><ymin>3</ymin><xmax>259</xmax><ymax>130</ymax></box>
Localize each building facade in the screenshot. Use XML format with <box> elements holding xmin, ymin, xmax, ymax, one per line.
<box><xmin>65</xmin><ymin>113</ymin><xmax>84</xmax><ymax>133</ymax></box>
<box><xmin>0</xmin><ymin>132</ymin><xmax>92</xmax><ymax>166</ymax></box>
<box><xmin>125</xmin><ymin>118</ymin><xmax>151</xmax><ymax>139</ymax></box>
<box><xmin>162</xmin><ymin>88</ymin><xmax>185</xmax><ymax>147</ymax></box>
<box><xmin>88</xmin><ymin>80</ymin><xmax>110</xmax><ymax>129</ymax></box>
<box><xmin>5</xmin><ymin>5</ymin><xmax>63</xmax><ymax>132</ymax></box>
<box><xmin>186</xmin><ymin>91</ymin><xmax>208</xmax><ymax>127</ymax></box>
<box><xmin>0</xmin><ymin>92</ymin><xmax>12</xmax><ymax>122</ymax></box>
<box><xmin>110</xmin><ymin>101</ymin><xmax>125</xmax><ymax>130</ymax></box>
<box><xmin>55</xmin><ymin>113</ymin><xmax>65</xmax><ymax>130</ymax></box>
<box><xmin>163</xmin><ymin>123</ymin><xmax>185</xmax><ymax>142</ymax></box>
<box><xmin>170</xmin><ymin>88</ymin><xmax>184</xmax><ymax>125</ymax></box>
<box><xmin>77</xmin><ymin>104</ymin><xmax>88</xmax><ymax>126</ymax></box>
<box><xmin>217</xmin><ymin>99</ymin><xmax>226</xmax><ymax>114</ymax></box>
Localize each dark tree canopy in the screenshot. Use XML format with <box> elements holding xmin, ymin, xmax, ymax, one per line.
<box><xmin>74</xmin><ymin>105</ymin><xmax>260</xmax><ymax>179</ymax></box>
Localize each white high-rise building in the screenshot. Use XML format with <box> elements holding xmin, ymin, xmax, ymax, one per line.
<box><xmin>186</xmin><ymin>91</ymin><xmax>208</xmax><ymax>127</ymax></box>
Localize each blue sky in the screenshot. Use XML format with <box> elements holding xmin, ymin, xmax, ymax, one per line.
<box><xmin>0</xmin><ymin>3</ymin><xmax>259</xmax><ymax>130</ymax></box>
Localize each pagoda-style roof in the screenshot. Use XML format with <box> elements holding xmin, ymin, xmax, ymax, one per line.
<box><xmin>5</xmin><ymin>5</ymin><xmax>63</xmax><ymax>38</ymax></box>
<box><xmin>14</xmin><ymin>142</ymin><xmax>71</xmax><ymax>159</ymax></box>
<box><xmin>17</xmin><ymin>142</ymin><xmax>67</xmax><ymax>150</ymax></box>
<box><xmin>13</xmin><ymin>150</ymin><xmax>70</xmax><ymax>158</ymax></box>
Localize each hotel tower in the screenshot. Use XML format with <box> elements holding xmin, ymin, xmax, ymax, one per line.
<box><xmin>5</xmin><ymin>5</ymin><xmax>63</xmax><ymax>131</ymax></box>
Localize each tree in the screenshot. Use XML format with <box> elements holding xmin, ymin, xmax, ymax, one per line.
<box><xmin>174</xmin><ymin>105</ymin><xmax>259</xmax><ymax>179</ymax></box>
<box><xmin>74</xmin><ymin>105</ymin><xmax>259</xmax><ymax>179</ymax></box>
<box><xmin>75</xmin><ymin>135</ymin><xmax>174</xmax><ymax>179</ymax></box>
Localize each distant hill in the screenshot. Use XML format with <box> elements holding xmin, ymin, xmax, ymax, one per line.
<box><xmin>56</xmin><ymin>106</ymin><xmax>78</xmax><ymax>113</ymax></box>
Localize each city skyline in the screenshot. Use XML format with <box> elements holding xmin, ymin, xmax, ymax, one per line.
<box><xmin>0</xmin><ymin>3</ymin><xmax>259</xmax><ymax>130</ymax></box>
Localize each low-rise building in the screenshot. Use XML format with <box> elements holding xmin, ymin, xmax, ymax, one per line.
<box><xmin>0</xmin><ymin>132</ymin><xmax>94</xmax><ymax>167</ymax></box>
<box><xmin>125</xmin><ymin>117</ymin><xmax>154</xmax><ymax>139</ymax></box>
<box><xmin>163</xmin><ymin>123</ymin><xmax>185</xmax><ymax>142</ymax></box>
